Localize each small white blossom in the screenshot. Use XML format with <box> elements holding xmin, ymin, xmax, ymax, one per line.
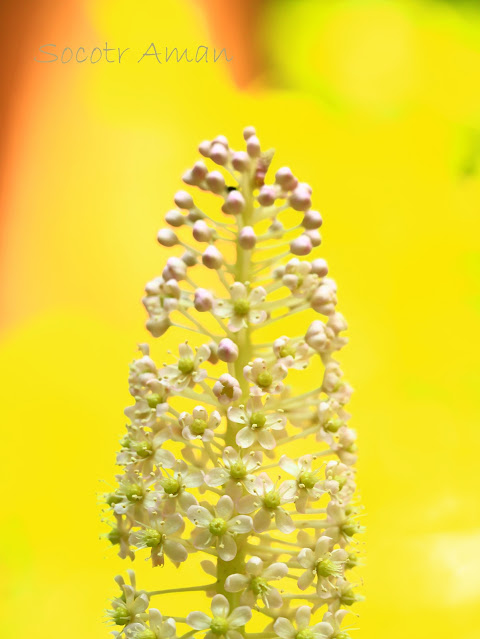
<box><xmin>130</xmin><ymin>512</ymin><xmax>187</xmax><ymax>567</ymax></box>
<box><xmin>273</xmin><ymin>606</ymin><xmax>333</xmax><ymax>639</ymax></box>
<box><xmin>160</xmin><ymin>343</ymin><xmax>210</xmax><ymax>391</ymax></box>
<box><xmin>187</xmin><ymin>594</ymin><xmax>252</xmax><ymax>639</ymax></box>
<box><xmin>225</xmin><ymin>556</ymin><xmax>287</xmax><ymax>608</ymax></box>
<box><xmin>297</xmin><ymin>536</ymin><xmax>348</xmax><ymax>592</ymax></box>
<box><xmin>179</xmin><ymin>406</ymin><xmax>221</xmax><ymax>442</ymax></box>
<box><xmin>214</xmin><ymin>282</ymin><xmax>267</xmax><ymax>332</ymax></box>
<box><xmin>238</xmin><ymin>473</ymin><xmax>296</xmax><ymax>533</ymax></box>
<box><xmin>228</xmin><ymin>396</ymin><xmax>286</xmax><ymax>450</ymax></box>
<box><xmin>243</xmin><ymin>358</ymin><xmax>290</xmax><ymax>396</ymax></box>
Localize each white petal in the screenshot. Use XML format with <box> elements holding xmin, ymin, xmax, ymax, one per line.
<box><xmin>273</xmin><ymin>617</ymin><xmax>295</xmax><ymax>639</ymax></box>
<box><xmin>228</xmin><ymin>606</ymin><xmax>252</xmax><ymax>628</ymax></box>
<box><xmin>193</xmin><ymin>528</ymin><xmax>214</xmax><ymax>549</ymax></box>
<box><xmin>297</xmin><ymin>569</ymin><xmax>315</xmax><ymax>591</ymax></box>
<box><xmin>218</xmin><ymin>533</ymin><xmax>237</xmax><ymax>561</ymax></box>
<box><xmin>187</xmin><ymin>611</ymin><xmax>211</xmax><ymax>630</ymax></box>
<box><xmin>228</xmin><ymin>515</ymin><xmax>253</xmax><ymax>534</ymax></box>
<box><xmin>257</xmin><ymin>429</ymin><xmax>276</xmax><ymax>450</ymax></box>
<box><xmin>265</xmin><ymin>587</ymin><xmax>283</xmax><ymax>609</ymax></box>
<box><xmin>205</xmin><ymin>467</ymin><xmax>229</xmax><ymax>487</ymax></box>
<box><xmin>275</xmin><ymin>509</ymin><xmax>295</xmax><ymax>534</ymax></box>
<box><xmin>225</xmin><ymin>574</ymin><xmax>249</xmax><ymax>592</ymax></box>
<box><xmin>246</xmin><ymin>556</ymin><xmax>263</xmax><ymax>576</ymax></box>
<box><xmin>253</xmin><ymin>508</ymin><xmax>272</xmax><ymax>533</ymax></box>
<box><xmin>279</xmin><ymin>455</ymin><xmax>299</xmax><ymax>477</ymax></box>
<box><xmin>164</xmin><ymin>539</ymin><xmax>188</xmax><ymax>563</ymax></box>
<box><xmin>315</xmin><ymin>536</ymin><xmax>332</xmax><ymax>558</ymax></box>
<box><xmin>236</xmin><ymin>426</ymin><xmax>255</xmax><ymax>448</ymax></box>
<box><xmin>312</xmin><ymin>622</ymin><xmax>334</xmax><ymax>638</ymax></box>
<box><xmin>263</xmin><ymin>562</ymin><xmax>288</xmax><ymax>580</ymax></box>
<box><xmin>297</xmin><ymin>548</ymin><xmax>315</xmax><ymax>569</ymax></box>
<box><xmin>187</xmin><ymin>505</ymin><xmax>212</xmax><ymax>527</ymax></box>
<box><xmin>216</xmin><ymin>495</ymin><xmax>234</xmax><ymax>519</ymax></box>
<box><xmin>296</xmin><ymin>606</ymin><xmax>311</xmax><ymax>630</ymax></box>
<box><xmin>211</xmin><ymin>594</ymin><xmax>230</xmax><ymax>618</ymax></box>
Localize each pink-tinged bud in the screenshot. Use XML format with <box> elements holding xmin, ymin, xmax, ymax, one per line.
<box><xmin>222</xmin><ymin>190</ymin><xmax>245</xmax><ymax>215</ymax></box>
<box><xmin>305</xmin><ymin>320</ymin><xmax>329</xmax><ymax>352</ymax></box>
<box><xmin>269</xmin><ymin>219</ymin><xmax>284</xmax><ymax>237</ymax></box>
<box><xmin>231</xmin><ymin>151</ymin><xmax>250</xmax><ymax>171</ymax></box>
<box><xmin>243</xmin><ymin>125</ymin><xmax>256</xmax><ymax>140</ymax></box>
<box><xmin>239</xmin><ymin>226</ymin><xmax>256</xmax><ymax>249</ymax></box>
<box><xmin>206</xmin><ymin>171</ymin><xmax>226</xmax><ymax>194</ymax></box>
<box><xmin>212</xmin><ymin>134</ymin><xmax>229</xmax><ymax>147</ymax></box>
<box><xmin>302</xmin><ymin>209</ymin><xmax>323</xmax><ymax>229</ymax></box>
<box><xmin>187</xmin><ymin>208</ymin><xmax>205</xmax><ymax>223</ymax></box>
<box><xmin>193</xmin><ymin>220</ymin><xmax>215</xmax><ymax>242</ymax></box>
<box><xmin>146</xmin><ymin>316</ymin><xmax>171</xmax><ymax>337</ymax></box>
<box><xmin>163</xmin><ymin>257</ymin><xmax>187</xmax><ymax>281</ymax></box>
<box><xmin>311</xmin><ymin>283</ymin><xmax>337</xmax><ymax>315</ymax></box>
<box><xmin>182</xmin><ymin>251</ymin><xmax>197</xmax><ymax>267</ymax></box>
<box><xmin>165</xmin><ymin>209</ymin><xmax>185</xmax><ymax>227</ymax></box>
<box><xmin>182</xmin><ymin>169</ymin><xmax>196</xmax><ymax>186</ymax></box>
<box><xmin>194</xmin><ymin>288</ymin><xmax>214</xmax><ymax>312</ymax></box>
<box><xmin>210</xmin><ymin>143</ymin><xmax>228</xmax><ymax>166</ymax></box>
<box><xmin>218</xmin><ymin>338</ymin><xmax>239</xmax><ymax>362</ymax></box>
<box><xmin>202</xmin><ymin>245</ymin><xmax>224</xmax><ymax>269</ymax></box>
<box><xmin>198</xmin><ymin>140</ymin><xmax>211</xmax><ymax>157</ymax></box>
<box><xmin>174</xmin><ymin>190</ymin><xmax>194</xmax><ymax>210</ymax></box>
<box><xmin>213</xmin><ymin>374</ymin><xmax>241</xmax><ymax>404</ymax></box>
<box><xmin>305</xmin><ymin>229</ymin><xmax>321</xmax><ymax>247</ymax></box>
<box><xmin>328</xmin><ymin>312</ymin><xmax>348</xmax><ymax>334</ymax></box>
<box><xmin>246</xmin><ymin>136</ymin><xmax>261</xmax><ymax>158</ymax></box>
<box><xmin>257</xmin><ymin>185</ymin><xmax>277</xmax><ymax>206</ymax></box>
<box><xmin>275</xmin><ymin>167</ymin><xmax>298</xmax><ymax>191</ymax></box>
<box><xmin>290</xmin><ymin>186</ymin><xmax>312</xmax><ymax>211</ymax></box>
<box><xmin>311</xmin><ymin>258</ymin><xmax>329</xmax><ymax>277</ymax></box>
<box><xmin>290</xmin><ymin>235</ymin><xmax>313</xmax><ymax>256</ymax></box>
<box><xmin>207</xmin><ymin>341</ymin><xmax>219</xmax><ymax>364</ymax></box>
<box><xmin>157</xmin><ymin>228</ymin><xmax>178</xmax><ymax>247</ymax></box>
<box><xmin>192</xmin><ymin>160</ymin><xmax>208</xmax><ymax>181</ymax></box>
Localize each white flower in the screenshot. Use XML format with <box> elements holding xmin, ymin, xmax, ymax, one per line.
<box><xmin>225</xmin><ymin>556</ymin><xmax>287</xmax><ymax>608</ymax></box>
<box><xmin>116</xmin><ymin>428</ymin><xmax>172</xmax><ymax>473</ymax></box>
<box><xmin>297</xmin><ymin>536</ymin><xmax>348</xmax><ymax>592</ymax></box>
<box><xmin>243</xmin><ymin>358</ymin><xmax>290</xmax><ymax>396</ymax></box>
<box><xmin>113</xmin><ymin>470</ymin><xmax>167</xmax><ymax>518</ymax></box>
<box><xmin>156</xmin><ymin>459</ymin><xmax>203</xmax><ymax>514</ymax></box>
<box><xmin>324</xmin><ymin>503</ymin><xmax>364</xmax><ymax>548</ymax></box>
<box><xmin>273</xmin><ymin>336</ymin><xmax>313</xmax><ymax>370</ymax></box>
<box><xmin>280</xmin><ymin>455</ymin><xmax>325</xmax><ymax>513</ymax></box>
<box><xmin>321</xmin><ymin>610</ymin><xmax>351</xmax><ymax>639</ymax></box>
<box><xmin>129</xmin><ymin>512</ymin><xmax>187</xmax><ymax>567</ymax></box>
<box><xmin>324</xmin><ymin>461</ymin><xmax>356</xmax><ymax>504</ymax></box>
<box><xmin>126</xmin><ymin>609</ymin><xmax>176</xmax><ymax>639</ymax></box>
<box><xmin>179</xmin><ymin>406</ymin><xmax>221</xmax><ymax>442</ymax></box>
<box><xmin>108</xmin><ymin>583</ymin><xmax>149</xmax><ymax>631</ymax></box>
<box><xmin>204</xmin><ymin>446</ymin><xmax>262</xmax><ymax>500</ymax></box>
<box><xmin>187</xmin><ymin>495</ymin><xmax>252</xmax><ymax>561</ymax></box>
<box><xmin>238</xmin><ymin>473</ymin><xmax>296</xmax><ymax>533</ymax></box>
<box><xmin>187</xmin><ymin>594</ymin><xmax>252</xmax><ymax>639</ymax></box>
<box><xmin>160</xmin><ymin>342</ymin><xmax>210</xmax><ymax>392</ymax></box>
<box><xmin>228</xmin><ymin>396</ymin><xmax>286</xmax><ymax>450</ymax></box>
<box><xmin>214</xmin><ymin>282</ymin><xmax>267</xmax><ymax>332</ymax></box>
<box><xmin>273</xmin><ymin>606</ymin><xmax>333</xmax><ymax>639</ymax></box>
<box><xmin>278</xmin><ymin>258</ymin><xmax>319</xmax><ymax>298</ymax></box>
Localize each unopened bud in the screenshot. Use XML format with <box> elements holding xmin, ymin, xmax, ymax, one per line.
<box><xmin>311</xmin><ymin>258</ymin><xmax>328</xmax><ymax>277</ymax></box>
<box><xmin>194</xmin><ymin>288</ymin><xmax>214</xmax><ymax>312</ymax></box>
<box><xmin>146</xmin><ymin>316</ymin><xmax>171</xmax><ymax>337</ymax></box>
<box><xmin>243</xmin><ymin>126</ymin><xmax>256</xmax><ymax>140</ymax></box>
<box><xmin>222</xmin><ymin>191</ymin><xmax>245</xmax><ymax>215</ymax></box>
<box><xmin>202</xmin><ymin>245</ymin><xmax>224</xmax><ymax>269</ymax></box>
<box><xmin>258</xmin><ymin>185</ymin><xmax>277</xmax><ymax>206</ymax></box>
<box><xmin>193</xmin><ymin>220</ymin><xmax>215</xmax><ymax>242</ymax></box>
<box><xmin>302</xmin><ymin>209</ymin><xmax>323</xmax><ymax>229</ymax></box>
<box><xmin>157</xmin><ymin>228</ymin><xmax>178</xmax><ymax>247</ymax></box>
<box><xmin>232</xmin><ymin>151</ymin><xmax>250</xmax><ymax>171</ymax></box>
<box><xmin>181</xmin><ymin>251</ymin><xmax>197</xmax><ymax>267</ymax></box>
<box><xmin>206</xmin><ymin>171</ymin><xmax>226</xmax><ymax>194</ymax></box>
<box><xmin>246</xmin><ymin>136</ymin><xmax>261</xmax><ymax>158</ymax></box>
<box><xmin>210</xmin><ymin>143</ymin><xmax>228</xmax><ymax>166</ymax></box>
<box><xmin>165</xmin><ymin>209</ymin><xmax>185</xmax><ymax>227</ymax></box>
<box><xmin>290</xmin><ymin>186</ymin><xmax>312</xmax><ymax>212</ymax></box>
<box><xmin>218</xmin><ymin>338</ymin><xmax>239</xmax><ymax>362</ymax></box>
<box><xmin>304</xmin><ymin>230</ymin><xmax>321</xmax><ymax>247</ymax></box>
<box><xmin>239</xmin><ymin>226</ymin><xmax>256</xmax><ymax>249</ymax></box>
<box><xmin>275</xmin><ymin>167</ymin><xmax>298</xmax><ymax>191</ymax></box>
<box><xmin>290</xmin><ymin>235</ymin><xmax>313</xmax><ymax>256</ymax></box>
<box><xmin>198</xmin><ymin>140</ymin><xmax>212</xmax><ymax>157</ymax></box>
<box><xmin>163</xmin><ymin>257</ymin><xmax>187</xmax><ymax>281</ymax></box>
<box><xmin>174</xmin><ymin>190</ymin><xmax>194</xmax><ymax>210</ymax></box>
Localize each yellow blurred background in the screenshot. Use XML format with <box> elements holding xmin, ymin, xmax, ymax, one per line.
<box><xmin>1</xmin><ymin>1</ymin><xmax>479</xmax><ymax>638</ymax></box>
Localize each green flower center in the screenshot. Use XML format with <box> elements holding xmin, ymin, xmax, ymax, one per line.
<box><xmin>178</xmin><ymin>358</ymin><xmax>195</xmax><ymax>374</ymax></box>
<box><xmin>124</xmin><ymin>483</ymin><xmax>144</xmax><ymax>501</ymax></box>
<box><xmin>210</xmin><ymin>617</ymin><xmax>229</xmax><ymax>635</ymax></box>
<box><xmin>263</xmin><ymin>490</ymin><xmax>280</xmax><ymax>510</ymax></box>
<box><xmin>229</xmin><ymin>461</ymin><xmax>247</xmax><ymax>480</ymax></box>
<box><xmin>256</xmin><ymin>372</ymin><xmax>273</xmax><ymax>388</ymax></box>
<box><xmin>112</xmin><ymin>606</ymin><xmax>130</xmax><ymax>626</ymax></box>
<box><xmin>209</xmin><ymin>517</ymin><xmax>228</xmax><ymax>536</ymax></box>
<box><xmin>326</xmin><ymin>418</ymin><xmax>342</xmax><ymax>433</ymax></box>
<box><xmin>250</xmin><ymin>412</ymin><xmax>266</xmax><ymax>429</ymax></box>
<box><xmin>191</xmin><ymin>418</ymin><xmax>208</xmax><ymax>435</ymax></box>
<box><xmin>296</xmin><ymin>630</ymin><xmax>315</xmax><ymax>639</ymax></box>
<box><xmin>342</xmin><ymin>521</ymin><xmax>360</xmax><ymax>538</ymax></box>
<box><xmin>316</xmin><ymin>558</ymin><xmax>337</xmax><ymax>578</ymax></box>
<box><xmin>251</xmin><ymin>576</ymin><xmax>269</xmax><ymax>596</ymax></box>
<box><xmin>147</xmin><ymin>393</ymin><xmax>165</xmax><ymax>408</ymax></box>
<box><xmin>132</xmin><ymin>441</ymin><xmax>153</xmax><ymax>458</ymax></box>
<box><xmin>233</xmin><ymin>299</ymin><xmax>250</xmax><ymax>316</ymax></box>
<box><xmin>106</xmin><ymin>492</ymin><xmax>122</xmax><ymax>506</ymax></box>
<box><xmin>143</xmin><ymin>528</ymin><xmax>162</xmax><ymax>548</ymax></box>
<box><xmin>346</xmin><ymin>552</ymin><xmax>358</xmax><ymax>570</ymax></box>
<box><xmin>299</xmin><ymin>471</ymin><xmax>317</xmax><ymax>490</ymax></box>
<box><xmin>161</xmin><ymin>477</ymin><xmax>180</xmax><ymax>495</ymax></box>
<box><xmin>340</xmin><ymin>588</ymin><xmax>357</xmax><ymax>606</ymax></box>
<box><xmin>334</xmin><ymin>474</ymin><xmax>347</xmax><ymax>490</ymax></box>
<box><xmin>137</xmin><ymin>630</ymin><xmax>157</xmax><ymax>639</ymax></box>
<box><xmin>279</xmin><ymin>344</ymin><xmax>296</xmax><ymax>358</ymax></box>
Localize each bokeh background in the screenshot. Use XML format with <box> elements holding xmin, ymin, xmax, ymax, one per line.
<box><xmin>1</xmin><ymin>1</ymin><xmax>480</xmax><ymax>638</ymax></box>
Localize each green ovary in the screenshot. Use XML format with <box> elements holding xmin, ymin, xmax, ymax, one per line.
<box><xmin>263</xmin><ymin>491</ymin><xmax>280</xmax><ymax>509</ymax></box>
<box><xmin>251</xmin><ymin>576</ymin><xmax>268</xmax><ymax>596</ymax></box>
<box><xmin>250</xmin><ymin>412</ymin><xmax>266</xmax><ymax>429</ymax></box>
<box><xmin>296</xmin><ymin>630</ymin><xmax>315</xmax><ymax>639</ymax></box>
<box><xmin>233</xmin><ymin>299</ymin><xmax>250</xmax><ymax>316</ymax></box>
<box><xmin>256</xmin><ymin>372</ymin><xmax>273</xmax><ymax>388</ymax></box>
<box><xmin>299</xmin><ymin>471</ymin><xmax>317</xmax><ymax>489</ymax></box>
<box><xmin>161</xmin><ymin>477</ymin><xmax>180</xmax><ymax>495</ymax></box>
<box><xmin>132</xmin><ymin>441</ymin><xmax>153</xmax><ymax>458</ymax></box>
<box><xmin>137</xmin><ymin>630</ymin><xmax>156</xmax><ymax>639</ymax></box>
<box><xmin>229</xmin><ymin>461</ymin><xmax>247</xmax><ymax>479</ymax></box>
<box><xmin>210</xmin><ymin>617</ymin><xmax>229</xmax><ymax>635</ymax></box>
<box><xmin>279</xmin><ymin>344</ymin><xmax>296</xmax><ymax>358</ymax></box>
<box><xmin>124</xmin><ymin>483</ymin><xmax>144</xmax><ymax>501</ymax></box>
<box><xmin>178</xmin><ymin>358</ymin><xmax>195</xmax><ymax>374</ymax></box>
<box><xmin>147</xmin><ymin>393</ymin><xmax>164</xmax><ymax>408</ymax></box>
<box><xmin>316</xmin><ymin>558</ymin><xmax>337</xmax><ymax>577</ymax></box>
<box><xmin>112</xmin><ymin>606</ymin><xmax>130</xmax><ymax>626</ymax></box>
<box><xmin>209</xmin><ymin>517</ymin><xmax>228</xmax><ymax>536</ymax></box>
<box><xmin>191</xmin><ymin>418</ymin><xmax>207</xmax><ymax>435</ymax></box>
<box><xmin>143</xmin><ymin>528</ymin><xmax>162</xmax><ymax>547</ymax></box>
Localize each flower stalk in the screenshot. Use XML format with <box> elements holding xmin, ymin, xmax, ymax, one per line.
<box><xmin>103</xmin><ymin>128</ymin><xmax>363</xmax><ymax>639</ymax></box>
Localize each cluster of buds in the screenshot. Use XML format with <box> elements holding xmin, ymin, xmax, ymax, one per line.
<box><xmin>103</xmin><ymin>128</ymin><xmax>363</xmax><ymax>639</ymax></box>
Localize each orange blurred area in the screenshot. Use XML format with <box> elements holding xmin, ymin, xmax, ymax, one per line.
<box><xmin>1</xmin><ymin>1</ymin><xmax>480</xmax><ymax>639</ymax></box>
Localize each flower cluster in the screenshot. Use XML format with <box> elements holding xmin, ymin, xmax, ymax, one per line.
<box><xmin>103</xmin><ymin>128</ymin><xmax>363</xmax><ymax>639</ymax></box>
